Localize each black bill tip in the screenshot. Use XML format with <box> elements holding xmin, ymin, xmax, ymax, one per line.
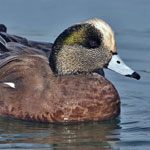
<box><xmin>126</xmin><ymin>72</ymin><xmax>141</xmax><ymax>80</ymax></box>
<box><xmin>0</xmin><ymin>24</ymin><xmax>7</xmax><ymax>33</ymax></box>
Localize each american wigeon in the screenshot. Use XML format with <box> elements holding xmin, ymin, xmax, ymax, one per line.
<box><xmin>0</xmin><ymin>18</ymin><xmax>140</xmax><ymax>123</ymax></box>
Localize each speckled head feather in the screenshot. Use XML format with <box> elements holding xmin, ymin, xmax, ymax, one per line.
<box><xmin>50</xmin><ymin>18</ymin><xmax>116</xmax><ymax>75</ymax></box>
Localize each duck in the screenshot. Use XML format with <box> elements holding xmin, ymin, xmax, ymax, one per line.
<box><xmin>0</xmin><ymin>18</ymin><xmax>140</xmax><ymax>123</ymax></box>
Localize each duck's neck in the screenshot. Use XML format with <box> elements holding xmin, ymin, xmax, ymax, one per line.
<box><xmin>49</xmin><ymin>44</ymin><xmax>107</xmax><ymax>76</ymax></box>
<box><xmin>49</xmin><ymin>45</ymin><xmax>86</xmax><ymax>75</ymax></box>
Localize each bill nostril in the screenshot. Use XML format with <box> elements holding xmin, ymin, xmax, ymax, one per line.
<box><xmin>117</xmin><ymin>61</ymin><xmax>120</xmax><ymax>64</ymax></box>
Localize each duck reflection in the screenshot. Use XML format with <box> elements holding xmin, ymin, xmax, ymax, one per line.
<box><xmin>0</xmin><ymin>117</ymin><xmax>120</xmax><ymax>149</ymax></box>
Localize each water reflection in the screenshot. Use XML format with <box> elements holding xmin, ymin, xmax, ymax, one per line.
<box><xmin>0</xmin><ymin>117</ymin><xmax>120</xmax><ymax>149</ymax></box>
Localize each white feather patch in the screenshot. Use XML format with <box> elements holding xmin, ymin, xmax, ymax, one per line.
<box><xmin>64</xmin><ymin>118</ymin><xmax>69</xmax><ymax>121</ymax></box>
<box><xmin>3</xmin><ymin>82</ymin><xmax>15</xmax><ymax>88</ymax></box>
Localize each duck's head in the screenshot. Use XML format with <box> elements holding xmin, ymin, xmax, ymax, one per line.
<box><xmin>0</xmin><ymin>24</ymin><xmax>7</xmax><ymax>33</ymax></box>
<box><xmin>50</xmin><ymin>18</ymin><xmax>140</xmax><ymax>80</ymax></box>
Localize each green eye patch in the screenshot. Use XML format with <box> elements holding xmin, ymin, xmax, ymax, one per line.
<box><xmin>54</xmin><ymin>24</ymin><xmax>101</xmax><ymax>49</ymax></box>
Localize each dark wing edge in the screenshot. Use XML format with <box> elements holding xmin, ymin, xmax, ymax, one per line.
<box><xmin>0</xmin><ymin>32</ymin><xmax>52</xmax><ymax>57</ymax></box>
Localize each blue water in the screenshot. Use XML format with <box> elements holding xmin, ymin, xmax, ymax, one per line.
<box><xmin>0</xmin><ymin>0</ymin><xmax>150</xmax><ymax>149</ymax></box>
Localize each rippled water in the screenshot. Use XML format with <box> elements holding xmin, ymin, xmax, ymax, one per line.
<box><xmin>0</xmin><ymin>0</ymin><xmax>150</xmax><ymax>149</ymax></box>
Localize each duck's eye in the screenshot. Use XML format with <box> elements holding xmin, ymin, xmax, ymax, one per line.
<box><xmin>86</xmin><ymin>35</ymin><xmax>101</xmax><ymax>49</ymax></box>
<box><xmin>88</xmin><ymin>40</ymin><xmax>100</xmax><ymax>49</ymax></box>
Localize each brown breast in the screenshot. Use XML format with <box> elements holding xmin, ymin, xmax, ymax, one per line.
<box><xmin>0</xmin><ymin>55</ymin><xmax>120</xmax><ymax>123</ymax></box>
